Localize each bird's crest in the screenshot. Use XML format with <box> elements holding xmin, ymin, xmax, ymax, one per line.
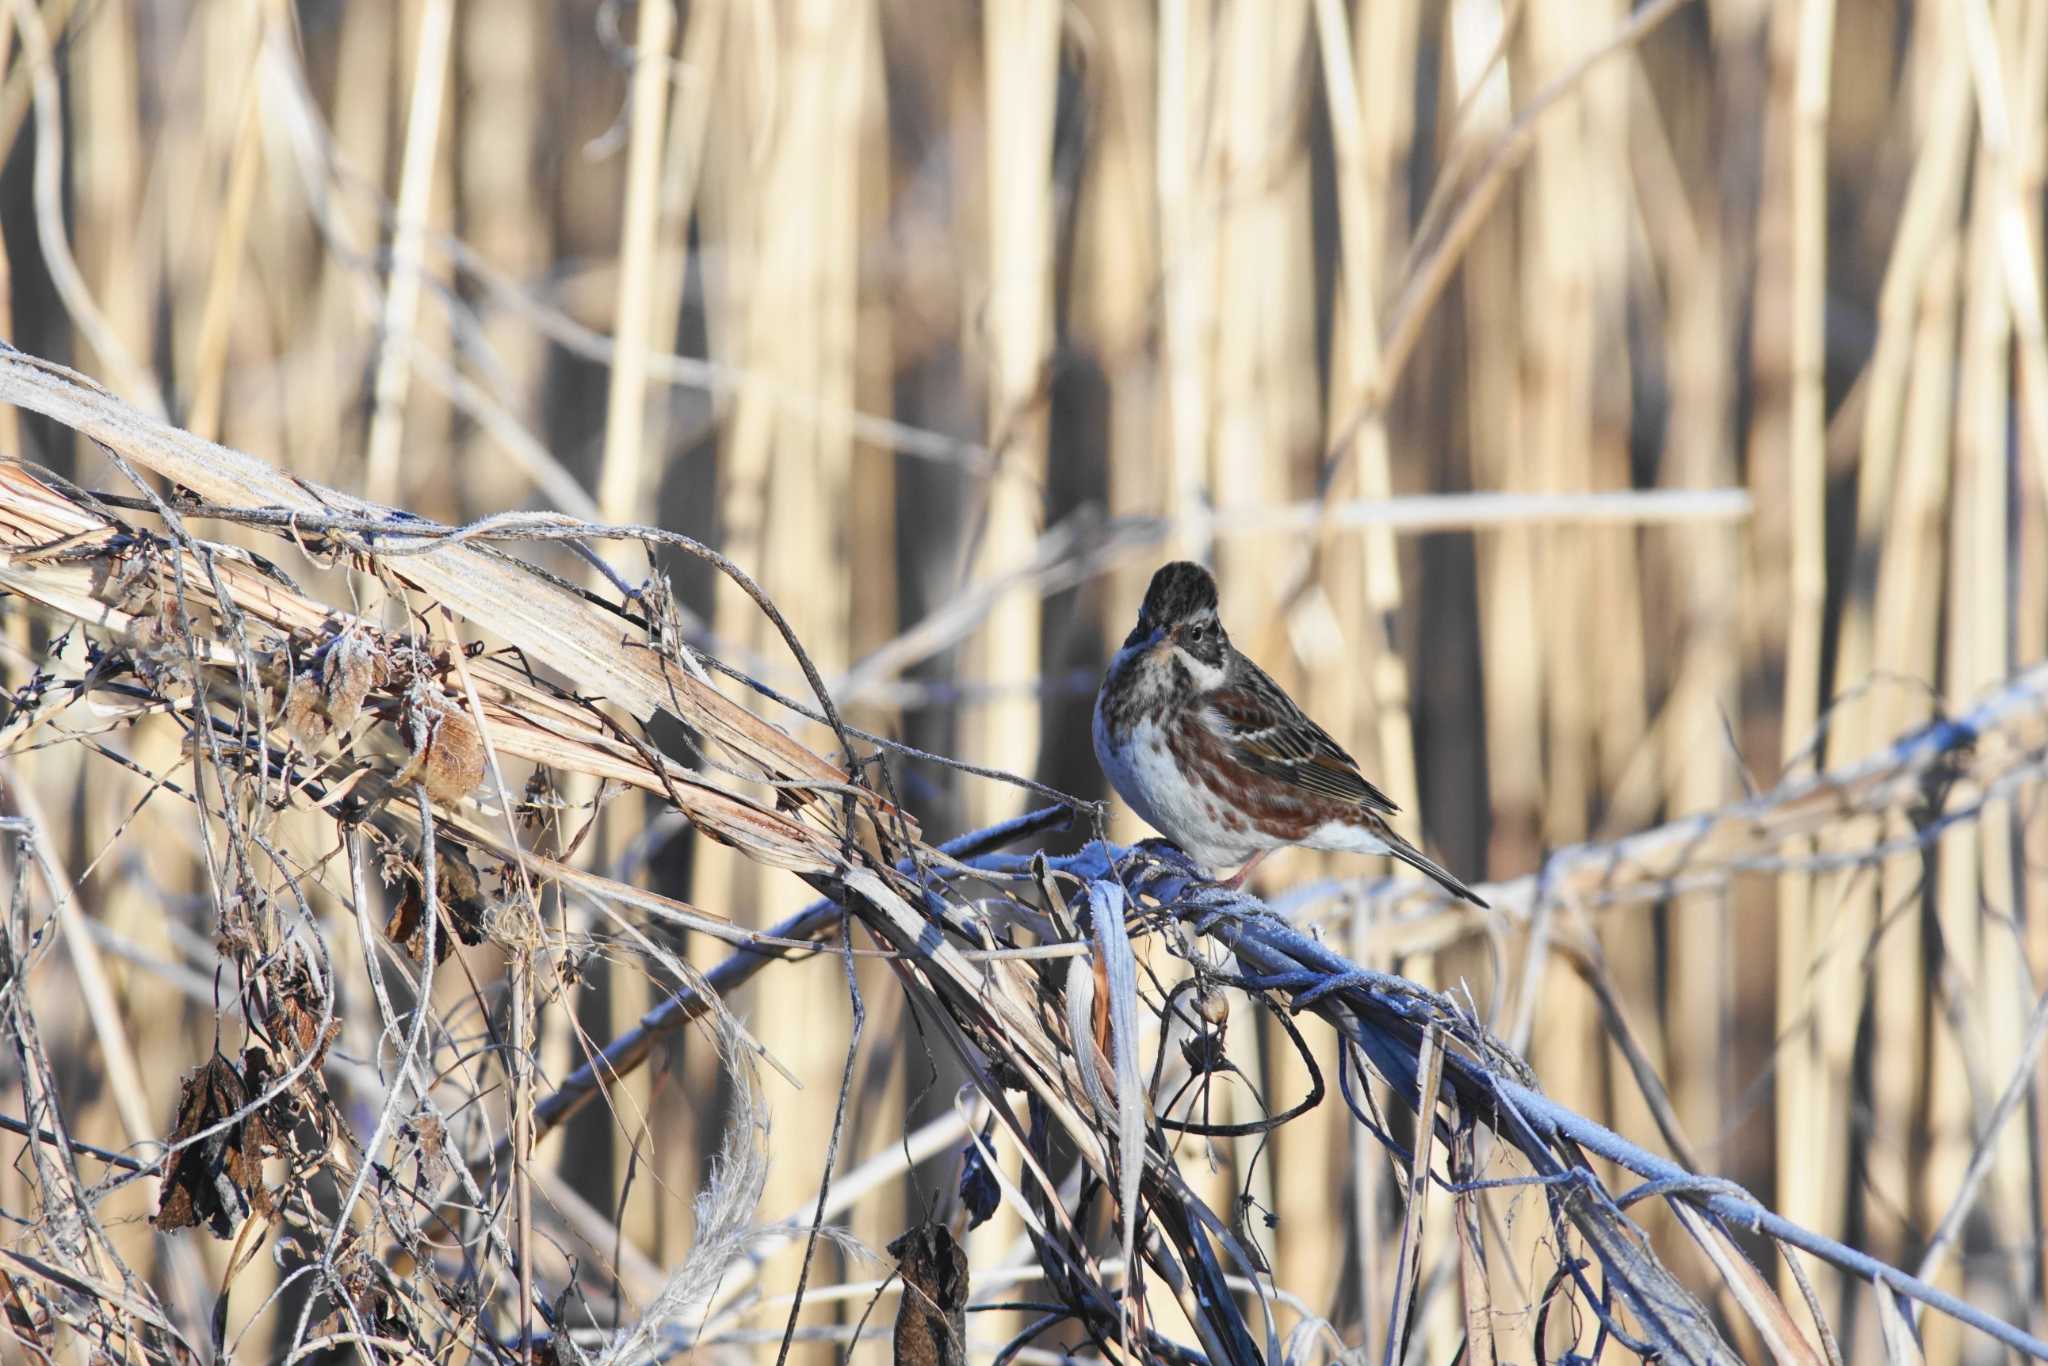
<box><xmin>1139</xmin><ymin>561</ymin><xmax>1218</xmax><ymax>625</ymax></box>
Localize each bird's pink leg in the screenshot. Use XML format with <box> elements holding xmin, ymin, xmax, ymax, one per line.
<box><xmin>1222</xmin><ymin>849</ymin><xmax>1269</xmax><ymax>891</ymax></box>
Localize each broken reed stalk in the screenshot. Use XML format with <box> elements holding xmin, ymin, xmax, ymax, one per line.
<box><xmin>0</xmin><ymin>362</ymin><xmax>2046</xmax><ymax>1362</ymax></box>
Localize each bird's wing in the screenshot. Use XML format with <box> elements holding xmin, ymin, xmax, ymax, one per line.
<box><xmin>1200</xmin><ymin>663</ymin><xmax>1400</xmax><ymax>816</ymax></box>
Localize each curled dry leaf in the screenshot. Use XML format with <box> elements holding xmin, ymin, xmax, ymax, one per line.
<box><xmin>383</xmin><ymin>836</ymin><xmax>492</xmax><ymax>963</ymax></box>
<box><xmin>319</xmin><ymin>1237</ymin><xmax>422</xmax><ymax>1356</ymax></box>
<box><xmin>260</xmin><ymin>959</ymin><xmax>341</xmax><ymax>1074</ymax></box>
<box><xmin>402</xmin><ymin>1114</ymin><xmax>453</xmax><ymax>1191</ymax></box>
<box><xmin>957</xmin><ymin>1118</ymin><xmax>1001</xmax><ymax>1229</ymax></box>
<box><xmin>888</xmin><ymin>1223</ymin><xmax>969</xmax><ymax>1366</ymax></box>
<box><xmin>152</xmin><ymin>1053</ymin><xmax>277</xmax><ymax>1239</ymax></box>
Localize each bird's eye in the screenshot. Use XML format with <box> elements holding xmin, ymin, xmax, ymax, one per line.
<box><xmin>1187</xmin><ymin>623</ymin><xmax>1207</xmax><ymax>643</ymax></box>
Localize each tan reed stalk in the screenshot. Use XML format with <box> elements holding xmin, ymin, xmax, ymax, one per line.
<box><xmin>1801</xmin><ymin>15</ymin><xmax>1972</xmax><ymax>1322</ymax></box>
<box><xmin>1616</xmin><ymin>65</ymin><xmax>1748</xmax><ymax>1280</ymax></box>
<box><xmin>1126</xmin><ymin>0</ymin><xmax>1214</xmax><ymax>935</ymax></box>
<box><xmin>961</xmin><ymin>0</ymin><xmax>1059</xmax><ymax>837</ymax></box>
<box><xmin>312</xmin><ymin>0</ymin><xmax>394</xmax><ymax>477</ymax></box>
<box><xmin>456</xmin><ymin>0</ymin><xmax>549</xmax><ymax>513</ymax></box>
<box><xmin>1523</xmin><ymin>6</ymin><xmax>1644</xmax><ymax>1347</ymax></box>
<box><xmin>1209</xmin><ymin>0</ymin><xmax>1321</xmax><ymax>1296</ymax></box>
<box><xmin>1350</xmin><ymin>0</ymin><xmax>1420</xmax><ymax>1338</ymax></box>
<box><xmin>1298</xmin><ymin>0</ymin><xmax>1384</xmax><ymax>1310</ymax></box>
<box><xmin>1771</xmin><ymin>0</ymin><xmax>1835</xmax><ymax>1325</ymax></box>
<box><xmin>1865</xmin><ymin>149</ymin><xmax>1965</xmax><ymax>1279</ymax></box>
<box><xmin>1574</xmin><ymin>0</ymin><xmax>1659</xmax><ymax>1205</ymax></box>
<box><xmin>1449</xmin><ymin>0</ymin><xmax>1541</xmax><ymax>886</ymax></box>
<box><xmin>1577</xmin><ymin>13</ymin><xmax>1650</xmax><ymax>825</ymax></box>
<box><xmin>1072</xmin><ymin>5</ymin><xmax>1187</xmax><ymax>1339</ymax></box>
<box><xmin>596</xmin><ymin>0</ymin><xmax>675</xmax><ymax>533</ymax></box>
<box><xmin>187</xmin><ymin>6</ymin><xmax>269</xmax><ymax>443</ymax></box>
<box><xmin>639</xmin><ymin>0</ymin><xmax>727</xmax><ymax>1272</ymax></box>
<box><xmin>958</xmin><ymin>0</ymin><xmax>1064</xmax><ymax>1302</ymax></box>
<box><xmin>818</xmin><ymin>3</ymin><xmax>895</xmax><ymax>1291</ymax></box>
<box><xmin>1084</xmin><ymin>0</ymin><xmax>1162</xmax><ymax>685</ymax></box>
<box><xmin>1156</xmin><ymin>0</ymin><xmax>1216</xmax><ymax>574</ymax></box>
<box><xmin>73</xmin><ymin>0</ymin><xmax>150</xmax><ymax>403</ymax></box>
<box><xmin>1735</xmin><ymin>0</ymin><xmax>1816</xmax><ymax>1300</ymax></box>
<box><xmin>1444</xmin><ymin>3</ymin><xmax>1554</xmax><ymax>1340</ymax></box>
<box><xmin>1968</xmin><ymin>8</ymin><xmax>2047</xmax><ymax>1341</ymax></box>
<box><xmin>1310</xmin><ymin>0</ymin><xmax>1420</xmax><ymax>1332</ymax></box>
<box><xmin>689</xmin><ymin>0</ymin><xmax>776</xmax><ymax>1035</ymax></box>
<box><xmin>590</xmin><ymin>0</ymin><xmax>675</xmax><ymax>1273</ymax></box>
<box><xmin>696</xmin><ymin>3</ymin><xmax>870</xmax><ymax>1342</ymax></box>
<box><xmin>1310</xmin><ymin>0</ymin><xmax>1415</xmax><ymax>825</ymax></box>
<box><xmin>361</xmin><ymin>0</ymin><xmax>453</xmax><ymax>505</ymax></box>
<box><xmin>2007</xmin><ymin>1</ymin><xmax>2048</xmax><ymax>1321</ymax></box>
<box><xmin>1926</xmin><ymin>11</ymin><xmax>2030</xmax><ymax>1356</ymax></box>
<box><xmin>1520</xmin><ymin>0</ymin><xmax>1599</xmax><ymax>1100</ymax></box>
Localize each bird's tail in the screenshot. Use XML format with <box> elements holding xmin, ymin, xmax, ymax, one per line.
<box><xmin>1382</xmin><ymin>829</ymin><xmax>1489</xmax><ymax>908</ymax></box>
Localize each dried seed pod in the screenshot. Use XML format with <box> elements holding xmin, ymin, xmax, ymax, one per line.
<box><xmin>1195</xmin><ymin>988</ymin><xmax>1229</xmax><ymax>1028</ymax></box>
<box><xmin>320</xmin><ymin>625</ymin><xmax>385</xmax><ymax>734</ymax></box>
<box><xmin>281</xmin><ymin>670</ymin><xmax>330</xmax><ymax>750</ymax></box>
<box><xmin>395</xmin><ymin>685</ymin><xmax>485</xmax><ymax>807</ymax></box>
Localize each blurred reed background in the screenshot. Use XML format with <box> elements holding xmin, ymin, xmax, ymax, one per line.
<box><xmin>0</xmin><ymin>0</ymin><xmax>2045</xmax><ymax>1360</ymax></box>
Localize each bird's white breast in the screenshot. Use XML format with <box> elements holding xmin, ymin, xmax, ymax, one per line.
<box><xmin>1093</xmin><ymin>679</ymin><xmax>1265</xmax><ymax>869</ymax></box>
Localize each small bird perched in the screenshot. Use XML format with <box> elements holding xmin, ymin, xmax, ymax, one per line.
<box><xmin>1093</xmin><ymin>561</ymin><xmax>1487</xmax><ymax>906</ymax></box>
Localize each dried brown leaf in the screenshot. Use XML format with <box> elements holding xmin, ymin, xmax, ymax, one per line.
<box><xmin>888</xmin><ymin>1224</ymin><xmax>969</xmax><ymax>1366</ymax></box>
<box><xmin>152</xmin><ymin>1054</ymin><xmax>274</xmax><ymax>1239</ymax></box>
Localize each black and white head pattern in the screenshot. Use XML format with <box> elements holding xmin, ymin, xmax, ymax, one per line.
<box><xmin>1128</xmin><ymin>561</ymin><xmax>1228</xmax><ymax>687</ymax></box>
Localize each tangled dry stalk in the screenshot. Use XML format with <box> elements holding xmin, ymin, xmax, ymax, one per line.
<box><xmin>1</xmin><ymin>350</ymin><xmax>2046</xmax><ymax>1363</ymax></box>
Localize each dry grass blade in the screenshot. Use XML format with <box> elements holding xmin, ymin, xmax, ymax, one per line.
<box><xmin>1382</xmin><ymin>1024</ymin><xmax>1442</xmax><ymax>1365</ymax></box>
<box><xmin>0</xmin><ymin>352</ymin><xmax>874</xmax><ymax>806</ymax></box>
<box><xmin>0</xmin><ymin>460</ymin><xmax>875</xmax><ymax>878</ymax></box>
<box><xmin>1671</xmin><ymin>1205</ymin><xmax>1824</xmax><ymax>1366</ymax></box>
<box><xmin>1450</xmin><ymin>1122</ymin><xmax>1497</xmax><ymax>1366</ymax></box>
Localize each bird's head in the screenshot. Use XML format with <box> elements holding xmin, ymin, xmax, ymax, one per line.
<box><xmin>1123</xmin><ymin>561</ymin><xmax>1230</xmax><ymax>688</ymax></box>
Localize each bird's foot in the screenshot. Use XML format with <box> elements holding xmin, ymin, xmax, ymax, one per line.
<box><xmin>1220</xmin><ymin>849</ymin><xmax>1269</xmax><ymax>891</ymax></box>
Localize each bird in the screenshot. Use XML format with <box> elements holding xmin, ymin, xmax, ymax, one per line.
<box><xmin>1092</xmin><ymin>561</ymin><xmax>1488</xmax><ymax>906</ymax></box>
